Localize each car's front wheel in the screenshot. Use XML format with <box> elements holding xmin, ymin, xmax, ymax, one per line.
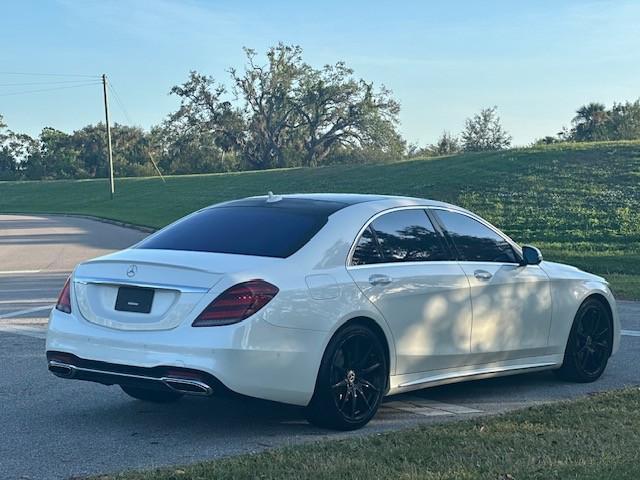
<box><xmin>120</xmin><ymin>385</ymin><xmax>183</xmax><ymax>403</ymax></box>
<box><xmin>555</xmin><ymin>298</ymin><xmax>612</xmax><ymax>383</ymax></box>
<box><xmin>306</xmin><ymin>323</ymin><xmax>387</xmax><ymax>430</ymax></box>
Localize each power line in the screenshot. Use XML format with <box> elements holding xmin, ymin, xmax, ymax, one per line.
<box><xmin>0</xmin><ymin>79</ymin><xmax>101</xmax><ymax>87</ymax></box>
<box><xmin>106</xmin><ymin>78</ymin><xmax>166</xmax><ymax>183</ymax></box>
<box><xmin>107</xmin><ymin>81</ymin><xmax>134</xmax><ymax>125</ymax></box>
<box><xmin>0</xmin><ymin>71</ymin><xmax>99</xmax><ymax>78</ymax></box>
<box><xmin>0</xmin><ymin>82</ymin><xmax>101</xmax><ymax>97</ymax></box>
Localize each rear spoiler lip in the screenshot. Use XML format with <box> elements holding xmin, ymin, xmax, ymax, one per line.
<box><xmin>73</xmin><ymin>275</ymin><xmax>211</xmax><ymax>294</ymax></box>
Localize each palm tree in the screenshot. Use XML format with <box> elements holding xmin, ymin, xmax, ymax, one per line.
<box><xmin>572</xmin><ymin>102</ymin><xmax>610</xmax><ymax>141</ymax></box>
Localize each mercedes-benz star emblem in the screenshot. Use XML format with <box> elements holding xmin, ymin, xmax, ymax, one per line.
<box><xmin>126</xmin><ymin>264</ymin><xmax>137</xmax><ymax>278</ymax></box>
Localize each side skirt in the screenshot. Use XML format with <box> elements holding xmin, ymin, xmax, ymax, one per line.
<box><xmin>387</xmin><ymin>354</ymin><xmax>563</xmax><ymax>396</ymax></box>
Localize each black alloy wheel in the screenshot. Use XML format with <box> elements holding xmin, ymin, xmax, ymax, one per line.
<box><xmin>307</xmin><ymin>323</ymin><xmax>387</xmax><ymax>430</ymax></box>
<box><xmin>555</xmin><ymin>298</ymin><xmax>612</xmax><ymax>382</ymax></box>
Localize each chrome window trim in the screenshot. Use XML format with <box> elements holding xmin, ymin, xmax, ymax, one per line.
<box><xmin>346</xmin><ymin>205</ymin><xmax>523</xmax><ymax>268</ymax></box>
<box><xmin>348</xmin><ymin>260</ymin><xmax>462</xmax><ymax>271</ymax></box>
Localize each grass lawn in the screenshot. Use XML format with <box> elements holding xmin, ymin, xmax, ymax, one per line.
<box><xmin>90</xmin><ymin>388</ymin><xmax>640</xmax><ymax>480</ymax></box>
<box><xmin>1</xmin><ymin>141</ymin><xmax>639</xmax><ymax>298</ymax></box>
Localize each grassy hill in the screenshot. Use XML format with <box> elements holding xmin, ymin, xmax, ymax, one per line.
<box><xmin>1</xmin><ymin>141</ymin><xmax>639</xmax><ymax>299</ymax></box>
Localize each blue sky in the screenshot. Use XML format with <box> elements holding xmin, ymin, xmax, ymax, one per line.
<box><xmin>1</xmin><ymin>0</ymin><xmax>639</xmax><ymax>146</ymax></box>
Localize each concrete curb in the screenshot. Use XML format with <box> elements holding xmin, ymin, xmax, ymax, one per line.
<box><xmin>1</xmin><ymin>212</ymin><xmax>157</xmax><ymax>233</ymax></box>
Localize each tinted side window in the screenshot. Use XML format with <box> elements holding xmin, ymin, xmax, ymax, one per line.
<box><xmin>351</xmin><ymin>226</ymin><xmax>383</xmax><ymax>266</ymax></box>
<box><xmin>370</xmin><ymin>209</ymin><xmax>449</xmax><ymax>263</ymax></box>
<box><xmin>436</xmin><ymin>210</ymin><xmax>518</xmax><ymax>263</ymax></box>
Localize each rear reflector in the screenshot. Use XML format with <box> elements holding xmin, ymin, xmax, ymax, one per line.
<box><xmin>55</xmin><ymin>277</ymin><xmax>72</xmax><ymax>314</ymax></box>
<box><xmin>192</xmin><ymin>279</ymin><xmax>278</xmax><ymax>327</ymax></box>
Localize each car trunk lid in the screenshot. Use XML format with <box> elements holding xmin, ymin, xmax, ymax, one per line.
<box><xmin>72</xmin><ymin>249</ymin><xmax>274</xmax><ymax>331</ymax></box>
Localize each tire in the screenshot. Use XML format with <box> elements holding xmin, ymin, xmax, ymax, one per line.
<box><xmin>120</xmin><ymin>384</ymin><xmax>183</xmax><ymax>403</ymax></box>
<box><xmin>306</xmin><ymin>323</ymin><xmax>387</xmax><ymax>431</ymax></box>
<box><xmin>554</xmin><ymin>298</ymin><xmax>612</xmax><ymax>383</ymax></box>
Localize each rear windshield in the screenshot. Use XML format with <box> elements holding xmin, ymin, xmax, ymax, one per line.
<box><xmin>136</xmin><ymin>205</ymin><xmax>330</xmax><ymax>258</ymax></box>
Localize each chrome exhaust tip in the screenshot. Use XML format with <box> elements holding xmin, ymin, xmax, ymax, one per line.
<box><xmin>161</xmin><ymin>377</ymin><xmax>213</xmax><ymax>396</ymax></box>
<box><xmin>48</xmin><ymin>360</ymin><xmax>75</xmax><ymax>378</ymax></box>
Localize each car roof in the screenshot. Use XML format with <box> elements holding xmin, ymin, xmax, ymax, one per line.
<box><xmin>226</xmin><ymin>193</ymin><xmax>460</xmax><ymax>208</ymax></box>
<box><xmin>207</xmin><ymin>193</ymin><xmax>469</xmax><ymax>220</ymax></box>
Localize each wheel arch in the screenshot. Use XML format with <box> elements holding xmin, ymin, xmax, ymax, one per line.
<box><xmin>549</xmin><ymin>278</ymin><xmax>619</xmax><ymax>357</ymax></box>
<box><xmin>582</xmin><ymin>292</ymin><xmax>615</xmax><ymax>356</ymax></box>
<box><xmin>311</xmin><ymin>314</ymin><xmax>394</xmax><ymax>400</ymax></box>
<box><xmin>342</xmin><ymin>316</ymin><xmax>391</xmax><ymax>391</ymax></box>
<box><xmin>560</xmin><ymin>292</ymin><xmax>616</xmax><ymax>359</ymax></box>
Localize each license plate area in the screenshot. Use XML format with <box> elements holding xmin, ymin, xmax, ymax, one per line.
<box><xmin>115</xmin><ymin>286</ymin><xmax>155</xmax><ymax>314</ymax></box>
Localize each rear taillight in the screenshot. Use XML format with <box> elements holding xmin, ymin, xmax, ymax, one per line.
<box><xmin>55</xmin><ymin>277</ymin><xmax>72</xmax><ymax>314</ymax></box>
<box><xmin>192</xmin><ymin>279</ymin><xmax>278</xmax><ymax>327</ymax></box>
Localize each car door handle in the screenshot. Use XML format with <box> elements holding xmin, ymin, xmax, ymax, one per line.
<box><xmin>474</xmin><ymin>270</ymin><xmax>493</xmax><ymax>280</ymax></box>
<box><xmin>369</xmin><ymin>274</ymin><xmax>392</xmax><ymax>286</ymax></box>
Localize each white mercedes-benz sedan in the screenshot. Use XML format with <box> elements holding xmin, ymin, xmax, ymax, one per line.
<box><xmin>46</xmin><ymin>193</ymin><xmax>620</xmax><ymax>430</ymax></box>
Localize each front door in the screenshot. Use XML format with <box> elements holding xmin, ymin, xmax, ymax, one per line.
<box><xmin>433</xmin><ymin>209</ymin><xmax>552</xmax><ymax>361</ymax></box>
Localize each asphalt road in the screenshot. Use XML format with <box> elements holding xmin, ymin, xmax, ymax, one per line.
<box><xmin>0</xmin><ymin>214</ymin><xmax>639</xmax><ymax>480</ymax></box>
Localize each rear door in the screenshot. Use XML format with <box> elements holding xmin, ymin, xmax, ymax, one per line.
<box><xmin>347</xmin><ymin>208</ymin><xmax>473</xmax><ymax>375</ymax></box>
<box><xmin>432</xmin><ymin>209</ymin><xmax>552</xmax><ymax>360</ymax></box>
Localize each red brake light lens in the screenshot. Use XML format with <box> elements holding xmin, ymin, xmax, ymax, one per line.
<box><xmin>55</xmin><ymin>277</ymin><xmax>72</xmax><ymax>314</ymax></box>
<box><xmin>192</xmin><ymin>280</ymin><xmax>279</xmax><ymax>327</ymax></box>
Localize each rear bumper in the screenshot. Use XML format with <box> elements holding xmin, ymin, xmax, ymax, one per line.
<box><xmin>46</xmin><ymin>308</ymin><xmax>327</xmax><ymax>406</ymax></box>
<box><xmin>47</xmin><ymin>351</ymin><xmax>222</xmax><ymax>396</ymax></box>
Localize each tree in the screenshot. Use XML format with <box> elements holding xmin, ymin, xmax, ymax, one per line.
<box><xmin>0</xmin><ymin>115</ymin><xmax>16</xmax><ymax>179</ymax></box>
<box><xmin>534</xmin><ymin>136</ymin><xmax>559</xmax><ymax>146</ymax></box>
<box><xmin>154</xmin><ymin>124</ymin><xmax>240</xmax><ymax>174</ymax></box>
<box><xmin>0</xmin><ymin>115</ymin><xmax>16</xmax><ymax>180</ymax></box>
<box><xmin>433</xmin><ymin>131</ymin><xmax>460</xmax><ymax>155</ymax></box>
<box><xmin>167</xmin><ymin>44</ymin><xmax>404</xmax><ymax>170</ymax></box>
<box><xmin>37</xmin><ymin>128</ymin><xmax>82</xmax><ymax>178</ymax></box>
<box><xmin>540</xmin><ymin>100</ymin><xmax>640</xmax><ymax>143</ymax></box>
<box><xmin>609</xmin><ymin>100</ymin><xmax>640</xmax><ymax>140</ymax></box>
<box><xmin>0</xmin><ymin>116</ymin><xmax>39</xmax><ymax>180</ymax></box>
<box><xmin>461</xmin><ymin>107</ymin><xmax>512</xmax><ymax>152</ymax></box>
<box><xmin>294</xmin><ymin>62</ymin><xmax>401</xmax><ymax>166</ymax></box>
<box><xmin>230</xmin><ymin>44</ymin><xmax>305</xmax><ymax>169</ymax></box>
<box><xmin>572</xmin><ymin>102</ymin><xmax>609</xmax><ymax>141</ymax></box>
<box><xmin>0</xmin><ymin>114</ymin><xmax>8</xmax><ymax>143</ymax></box>
<box><xmin>168</xmin><ymin>71</ymin><xmax>245</xmax><ymax>162</ymax></box>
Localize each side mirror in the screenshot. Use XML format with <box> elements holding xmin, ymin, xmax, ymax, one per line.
<box><xmin>521</xmin><ymin>245</ymin><xmax>543</xmax><ymax>266</ymax></box>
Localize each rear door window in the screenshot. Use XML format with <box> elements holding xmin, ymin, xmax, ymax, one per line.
<box><xmin>351</xmin><ymin>226</ymin><xmax>384</xmax><ymax>265</ymax></box>
<box><xmin>357</xmin><ymin>209</ymin><xmax>449</xmax><ymax>264</ymax></box>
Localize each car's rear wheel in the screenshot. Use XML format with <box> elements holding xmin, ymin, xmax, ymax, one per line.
<box><xmin>306</xmin><ymin>323</ymin><xmax>387</xmax><ymax>430</ymax></box>
<box><xmin>120</xmin><ymin>385</ymin><xmax>183</xmax><ymax>403</ymax></box>
<box><xmin>554</xmin><ymin>298</ymin><xmax>612</xmax><ymax>382</ymax></box>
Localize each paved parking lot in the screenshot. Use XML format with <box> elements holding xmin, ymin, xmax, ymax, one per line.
<box><xmin>1</xmin><ymin>214</ymin><xmax>639</xmax><ymax>480</ymax></box>
<box><xmin>0</xmin><ymin>214</ymin><xmax>147</xmax><ymax>338</ymax></box>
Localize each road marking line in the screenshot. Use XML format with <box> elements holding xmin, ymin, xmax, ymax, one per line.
<box><xmin>0</xmin><ymin>324</ymin><xmax>46</xmax><ymax>339</ymax></box>
<box><xmin>0</xmin><ymin>305</ymin><xmax>54</xmax><ymax>319</ymax></box>
<box><xmin>0</xmin><ymin>299</ymin><xmax>56</xmax><ymax>305</ymax></box>
<box><xmin>0</xmin><ymin>269</ymin><xmax>41</xmax><ymax>275</ymax></box>
<box><xmin>0</xmin><ymin>288</ymin><xmax>61</xmax><ymax>293</ymax></box>
<box><xmin>622</xmin><ymin>329</ymin><xmax>640</xmax><ymax>337</ymax></box>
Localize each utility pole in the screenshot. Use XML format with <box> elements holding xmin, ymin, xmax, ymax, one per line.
<box><xmin>101</xmin><ymin>74</ymin><xmax>115</xmax><ymax>199</ymax></box>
